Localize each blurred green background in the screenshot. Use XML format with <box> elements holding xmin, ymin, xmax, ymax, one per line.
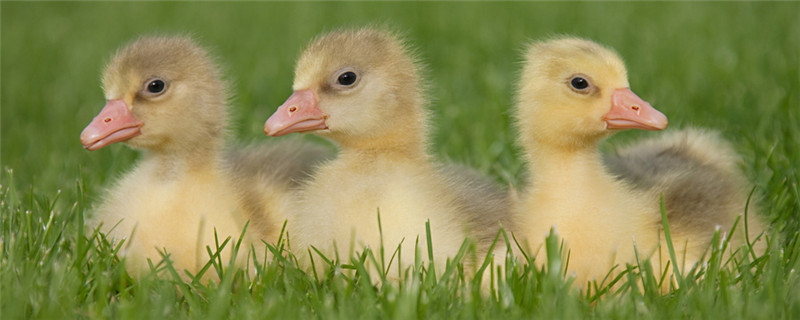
<box><xmin>2</xmin><ymin>1</ymin><xmax>798</xmax><ymax>219</ymax></box>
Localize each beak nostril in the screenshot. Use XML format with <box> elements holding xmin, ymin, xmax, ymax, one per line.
<box><xmin>631</xmin><ymin>105</ymin><xmax>640</xmax><ymax>111</ymax></box>
<box><xmin>288</xmin><ymin>106</ymin><xmax>297</xmax><ymax>113</ymax></box>
<box><xmin>104</xmin><ymin>117</ymin><xmax>112</xmax><ymax>123</ymax></box>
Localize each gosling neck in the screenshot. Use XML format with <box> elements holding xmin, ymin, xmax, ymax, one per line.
<box><xmin>142</xmin><ymin>136</ymin><xmax>224</xmax><ymax>180</ymax></box>
<box><xmin>524</xmin><ymin>136</ymin><xmax>612</xmax><ymax>192</ymax></box>
<box><xmin>332</xmin><ymin>121</ymin><xmax>430</xmax><ymax>163</ymax></box>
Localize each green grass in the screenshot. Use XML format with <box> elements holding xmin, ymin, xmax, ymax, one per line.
<box><xmin>2</xmin><ymin>2</ymin><xmax>799</xmax><ymax>319</ymax></box>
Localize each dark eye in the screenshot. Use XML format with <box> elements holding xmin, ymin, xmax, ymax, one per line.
<box><xmin>337</xmin><ymin>71</ymin><xmax>357</xmax><ymax>86</ymax></box>
<box><xmin>146</xmin><ymin>79</ymin><xmax>166</xmax><ymax>94</ymax></box>
<box><xmin>570</xmin><ymin>77</ymin><xmax>589</xmax><ymax>90</ymax></box>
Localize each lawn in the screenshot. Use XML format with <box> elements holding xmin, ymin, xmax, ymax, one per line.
<box><xmin>2</xmin><ymin>1</ymin><xmax>799</xmax><ymax>318</ymax></box>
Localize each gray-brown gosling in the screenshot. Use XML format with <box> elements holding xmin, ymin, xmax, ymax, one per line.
<box><xmin>81</xmin><ymin>36</ymin><xmax>329</xmax><ymax>277</ymax></box>
<box><xmin>264</xmin><ymin>28</ymin><xmax>510</xmax><ymax>279</ymax></box>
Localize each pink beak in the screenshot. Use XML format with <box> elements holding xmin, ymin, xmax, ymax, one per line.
<box><xmin>603</xmin><ymin>88</ymin><xmax>668</xmax><ymax>131</ymax></box>
<box><xmin>80</xmin><ymin>99</ymin><xmax>143</xmax><ymax>151</ymax></box>
<box><xmin>264</xmin><ymin>89</ymin><xmax>328</xmax><ymax>137</ymax></box>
